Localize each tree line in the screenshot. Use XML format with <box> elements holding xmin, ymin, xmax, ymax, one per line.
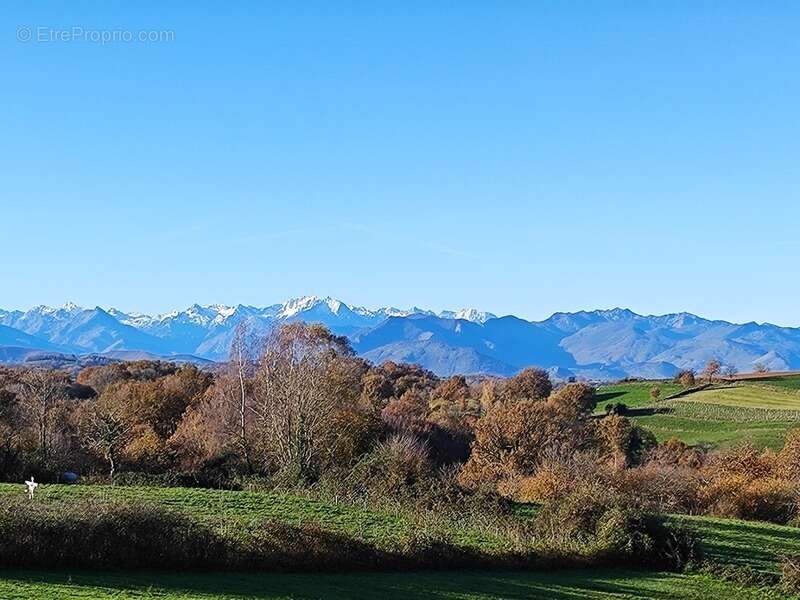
<box><xmin>1</xmin><ymin>322</ymin><xmax>798</xmax><ymax>529</ymax></box>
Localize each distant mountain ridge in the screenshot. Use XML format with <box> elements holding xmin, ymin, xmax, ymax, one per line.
<box><xmin>1</xmin><ymin>297</ymin><xmax>798</xmax><ymax>380</ymax></box>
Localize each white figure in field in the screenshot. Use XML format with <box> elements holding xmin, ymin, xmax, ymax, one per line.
<box><xmin>24</xmin><ymin>476</ymin><xmax>38</xmax><ymax>500</ymax></box>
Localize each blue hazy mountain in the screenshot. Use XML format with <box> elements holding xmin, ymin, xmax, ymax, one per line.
<box><xmin>1</xmin><ymin>298</ymin><xmax>798</xmax><ymax>379</ymax></box>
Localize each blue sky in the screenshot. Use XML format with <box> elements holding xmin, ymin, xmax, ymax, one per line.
<box><xmin>2</xmin><ymin>3</ymin><xmax>799</xmax><ymax>325</ymax></box>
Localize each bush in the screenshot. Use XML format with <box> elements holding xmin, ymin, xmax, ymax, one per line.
<box><xmin>700</xmin><ymin>474</ymin><xmax>797</xmax><ymax>524</ymax></box>
<box><xmin>344</xmin><ymin>433</ymin><xmax>435</xmax><ymax>500</ymax></box>
<box><xmin>604</xmin><ymin>402</ymin><xmax>628</xmax><ymax>416</ymax></box>
<box><xmin>533</xmin><ymin>480</ymin><xmax>699</xmax><ymax>570</ymax></box>
<box><xmin>612</xmin><ymin>462</ymin><xmax>701</xmax><ymax>514</ymax></box>
<box><xmin>238</xmin><ymin>520</ymin><xmax>390</xmax><ymax>570</ymax></box>
<box><xmin>0</xmin><ymin>497</ymin><xmax>223</xmax><ymax>569</ymax></box>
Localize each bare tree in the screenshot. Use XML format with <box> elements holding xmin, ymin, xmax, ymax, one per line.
<box><xmin>250</xmin><ymin>323</ymin><xmax>352</xmax><ymax>481</ymax></box>
<box><xmin>225</xmin><ymin>321</ymin><xmax>258</xmax><ymax>472</ymax></box>
<box><xmin>754</xmin><ymin>363</ymin><xmax>770</xmax><ymax>374</ymax></box>
<box><xmin>79</xmin><ymin>401</ymin><xmax>130</xmax><ymax>480</ymax></box>
<box><xmin>17</xmin><ymin>369</ymin><xmax>69</xmax><ymax>463</ymax></box>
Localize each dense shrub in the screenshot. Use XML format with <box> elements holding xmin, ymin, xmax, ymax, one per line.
<box><xmin>237</xmin><ymin>520</ymin><xmax>391</xmax><ymax>570</ymax></box>
<box><xmin>533</xmin><ymin>481</ymin><xmax>699</xmax><ymax>570</ymax></box>
<box><xmin>0</xmin><ymin>497</ymin><xmax>223</xmax><ymax>569</ymax></box>
<box><xmin>349</xmin><ymin>434</ymin><xmax>435</xmax><ymax>499</ymax></box>
<box><xmin>696</xmin><ymin>443</ymin><xmax>799</xmax><ymax>524</ymax></box>
<box><xmin>700</xmin><ymin>475</ymin><xmax>797</xmax><ymax>523</ymax></box>
<box><xmin>612</xmin><ymin>462</ymin><xmax>702</xmax><ymax>514</ymax></box>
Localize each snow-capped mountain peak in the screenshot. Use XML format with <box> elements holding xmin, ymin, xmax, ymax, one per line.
<box><xmin>439</xmin><ymin>308</ymin><xmax>497</xmax><ymax>323</ymax></box>
<box><xmin>1</xmin><ymin>298</ymin><xmax>799</xmax><ymax>380</ymax></box>
<box><xmin>278</xmin><ymin>296</ymin><xmax>347</xmax><ymax>318</ymax></box>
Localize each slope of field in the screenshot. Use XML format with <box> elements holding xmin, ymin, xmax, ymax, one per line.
<box><xmin>743</xmin><ymin>375</ymin><xmax>800</xmax><ymax>392</ymax></box>
<box><xmin>633</xmin><ymin>413</ymin><xmax>792</xmax><ymax>449</ymax></box>
<box><xmin>595</xmin><ymin>382</ymin><xmax>682</xmax><ymax>412</ymax></box>
<box><xmin>1</xmin><ymin>568</ymin><xmax>797</xmax><ymax>600</ymax></box>
<box><xmin>672</xmin><ymin>515</ymin><xmax>800</xmax><ymax>574</ymax></box>
<box><xmin>597</xmin><ymin>381</ymin><xmax>800</xmax><ymax>450</ymax></box>
<box><xmin>689</xmin><ymin>385</ymin><xmax>800</xmax><ymax>410</ymax></box>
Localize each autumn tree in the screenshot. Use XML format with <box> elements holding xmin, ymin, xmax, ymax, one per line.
<box><xmin>98</xmin><ymin>364</ymin><xmax>212</xmax><ymax>471</ymax></box>
<box><xmin>381</xmin><ymin>388</ymin><xmax>432</xmax><ymax>437</ymax></box>
<box><xmin>650</xmin><ymin>386</ymin><xmax>661</xmax><ymax>402</ymax></box>
<box><xmin>596</xmin><ymin>414</ymin><xmax>656</xmax><ymax>468</ymax></box>
<box><xmin>498</xmin><ymin>367</ymin><xmax>553</xmax><ymax>403</ymax></box>
<box><xmin>676</xmin><ymin>369</ymin><xmax>696</xmax><ymax>388</ymax></box>
<box><xmin>459</xmin><ymin>392</ymin><xmax>593</xmax><ymax>496</ymax></box>
<box><xmin>0</xmin><ymin>369</ymin><xmax>24</xmax><ymax>477</ymax></box>
<box><xmin>225</xmin><ymin>322</ymin><xmax>258</xmax><ymax>471</ymax></box>
<box><xmin>549</xmin><ymin>383</ymin><xmax>596</xmax><ymax>414</ymax></box>
<box><xmin>428</xmin><ymin>375</ymin><xmax>479</xmax><ymax>432</ymax></box>
<box><xmin>361</xmin><ymin>361</ymin><xmax>438</xmax><ymax>411</ymax></box>
<box><xmin>702</xmin><ymin>360</ymin><xmax>722</xmax><ymax>383</ymax></box>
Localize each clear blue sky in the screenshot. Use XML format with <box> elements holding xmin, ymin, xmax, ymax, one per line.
<box><xmin>3</xmin><ymin>3</ymin><xmax>799</xmax><ymax>325</ymax></box>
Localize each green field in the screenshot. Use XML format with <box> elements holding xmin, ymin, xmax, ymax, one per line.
<box><xmin>595</xmin><ymin>382</ymin><xmax>682</xmax><ymax>412</ymax></box>
<box><xmin>742</xmin><ymin>375</ymin><xmax>800</xmax><ymax>392</ymax></box>
<box><xmin>673</xmin><ymin>515</ymin><xmax>800</xmax><ymax>574</ymax></box>
<box><xmin>689</xmin><ymin>385</ymin><xmax>800</xmax><ymax>410</ymax></box>
<box><xmin>633</xmin><ymin>412</ymin><xmax>793</xmax><ymax>449</ymax></box>
<box><xmin>0</xmin><ymin>567</ymin><xmax>794</xmax><ymax>599</ymax></box>
<box><xmin>2</xmin><ymin>483</ymin><xmax>799</xmax><ymax>598</ymax></box>
<box><xmin>0</xmin><ymin>483</ymin><xmax>410</xmax><ymax>545</ymax></box>
<box><xmin>0</xmin><ymin>482</ymin><xmax>510</xmax><ymax>553</ymax></box>
<box><xmin>596</xmin><ymin>380</ymin><xmax>800</xmax><ymax>450</ymax></box>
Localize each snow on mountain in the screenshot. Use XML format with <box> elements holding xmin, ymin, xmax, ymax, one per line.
<box><xmin>438</xmin><ymin>308</ymin><xmax>498</xmax><ymax>323</ymax></box>
<box><xmin>2</xmin><ymin>299</ymin><xmax>799</xmax><ymax>379</ymax></box>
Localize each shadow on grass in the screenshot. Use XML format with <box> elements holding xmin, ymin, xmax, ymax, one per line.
<box><xmin>0</xmin><ymin>568</ymin><xmax>702</xmax><ymax>600</ymax></box>
<box><xmin>595</xmin><ymin>391</ymin><xmax>627</xmax><ymax>403</ymax></box>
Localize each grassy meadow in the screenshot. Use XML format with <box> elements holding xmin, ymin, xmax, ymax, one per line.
<box><xmin>1</xmin><ymin>567</ymin><xmax>795</xmax><ymax>600</ymax></box>
<box><xmin>4</xmin><ymin>376</ymin><xmax>800</xmax><ymax>599</ymax></box>
<box><xmin>597</xmin><ymin>376</ymin><xmax>800</xmax><ymax>450</ymax></box>
<box><xmin>1</xmin><ymin>481</ymin><xmax>800</xmax><ymax>599</ymax></box>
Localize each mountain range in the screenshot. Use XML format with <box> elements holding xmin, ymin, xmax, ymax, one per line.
<box><xmin>1</xmin><ymin>297</ymin><xmax>798</xmax><ymax>380</ymax></box>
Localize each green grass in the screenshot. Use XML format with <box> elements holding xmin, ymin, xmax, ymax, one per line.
<box><xmin>596</xmin><ymin>381</ymin><xmax>800</xmax><ymax>450</ymax></box>
<box><xmin>689</xmin><ymin>385</ymin><xmax>800</xmax><ymax>411</ymax></box>
<box><xmin>0</xmin><ymin>483</ymin><xmax>408</xmax><ymax>544</ymax></box>
<box><xmin>672</xmin><ymin>515</ymin><xmax>800</xmax><ymax>574</ymax></box>
<box><xmin>743</xmin><ymin>375</ymin><xmax>800</xmax><ymax>392</ymax></box>
<box><xmin>633</xmin><ymin>412</ymin><xmax>795</xmax><ymax>450</ymax></box>
<box><xmin>0</xmin><ymin>568</ymin><xmax>794</xmax><ymax>599</ymax></box>
<box><xmin>595</xmin><ymin>382</ymin><xmax>682</xmax><ymax>412</ymax></box>
<box><xmin>1</xmin><ymin>482</ymin><xmax>799</xmax><ymax>598</ymax></box>
<box><xmin>0</xmin><ymin>482</ymin><xmax>507</xmax><ymax>552</ymax></box>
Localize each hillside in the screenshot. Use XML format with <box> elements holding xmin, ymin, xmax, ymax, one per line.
<box><xmin>597</xmin><ymin>375</ymin><xmax>800</xmax><ymax>450</ymax></box>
